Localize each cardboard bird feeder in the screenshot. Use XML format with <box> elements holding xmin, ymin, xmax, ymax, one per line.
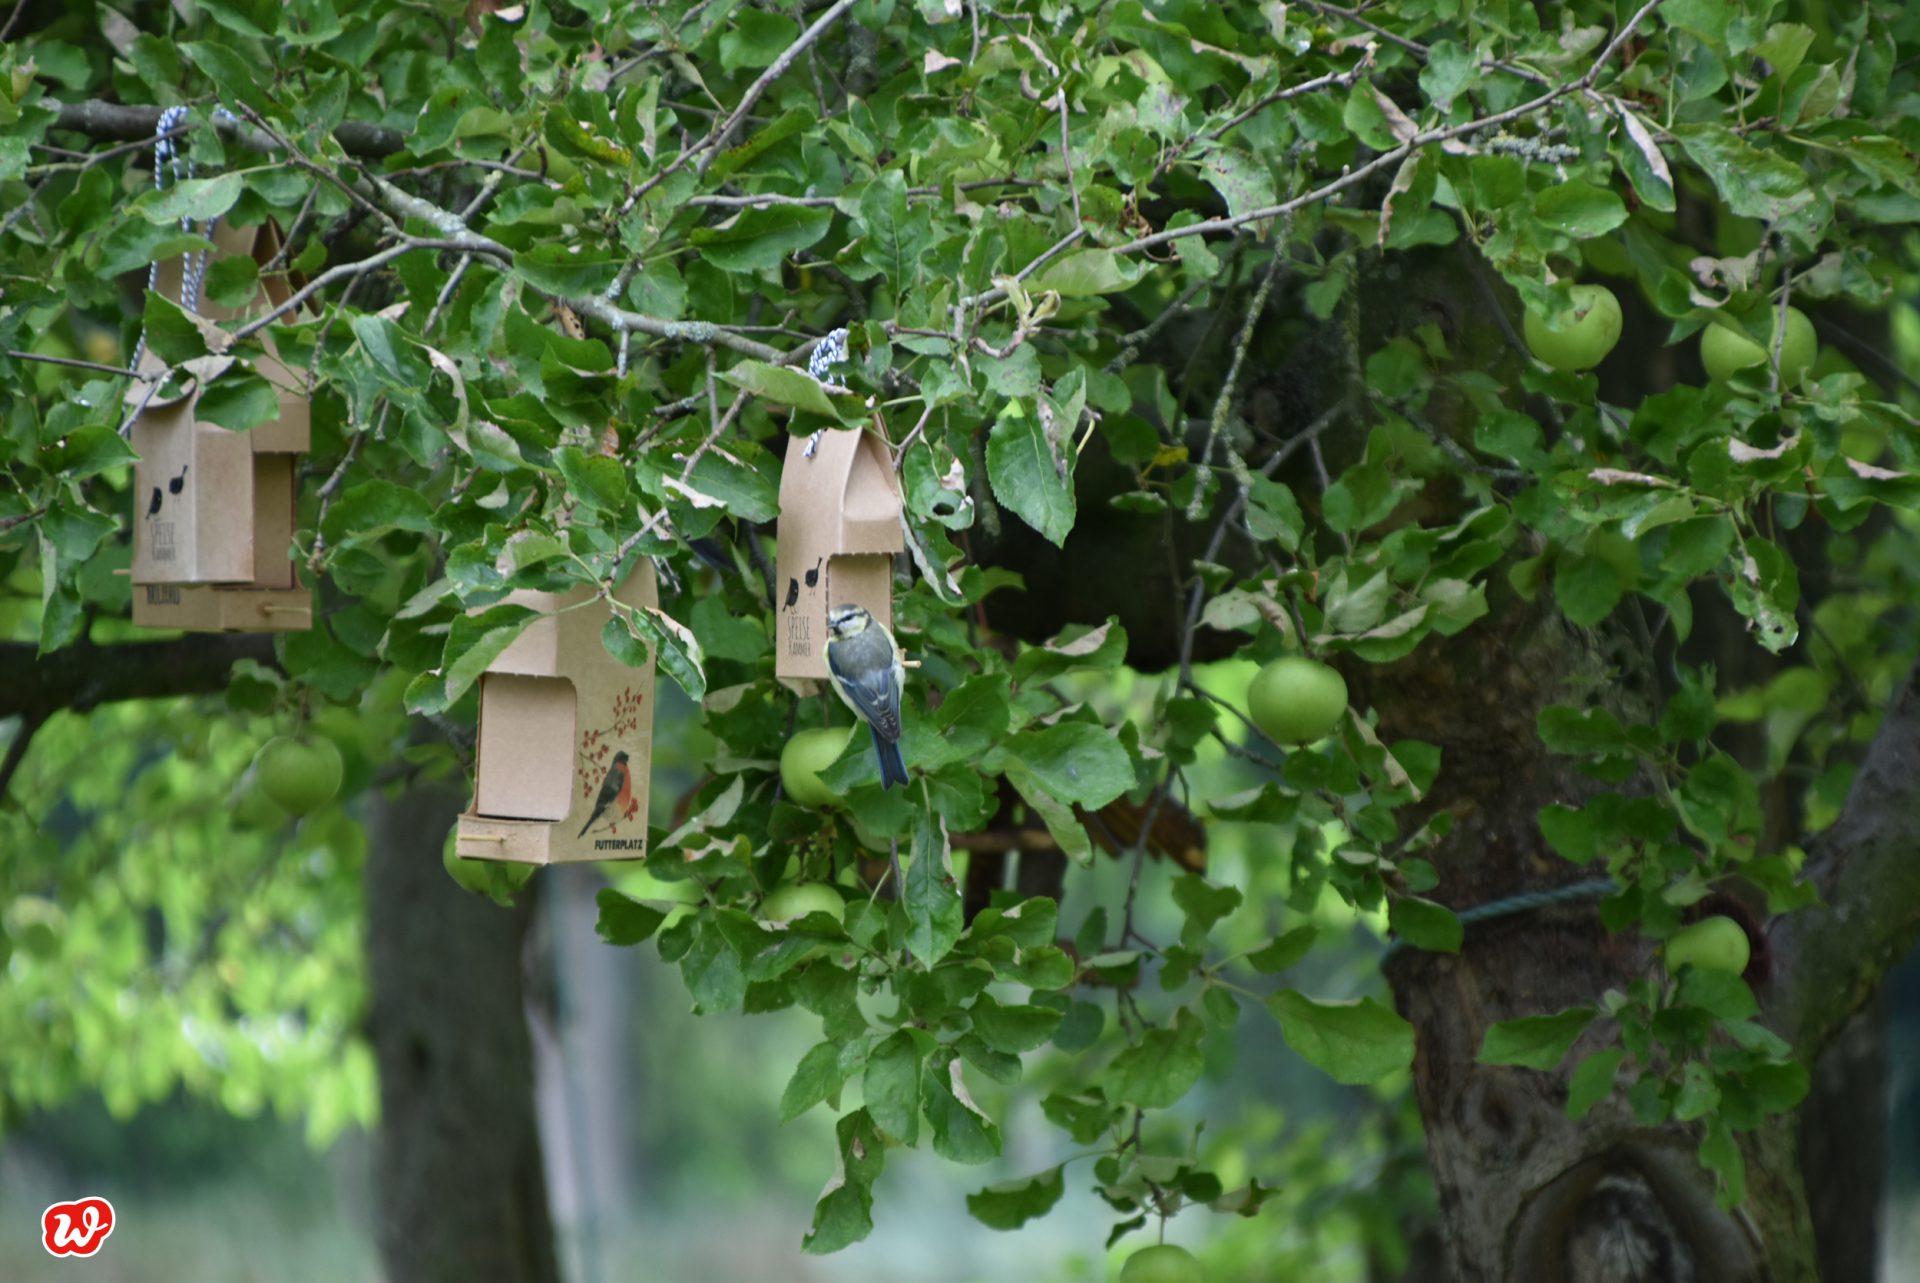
<box><xmin>129</xmin><ymin>220</ymin><xmax>312</xmax><ymax>633</ymax></box>
<box><xmin>776</xmin><ymin>428</ymin><xmax>904</xmax><ymax>681</ymax></box>
<box><xmin>454</xmin><ymin>564</ymin><xmax>658</xmax><ymax>864</ymax></box>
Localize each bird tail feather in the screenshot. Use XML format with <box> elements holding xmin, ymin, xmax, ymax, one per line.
<box><xmin>872</xmin><ymin>727</ymin><xmax>908</xmax><ymax>790</ymax></box>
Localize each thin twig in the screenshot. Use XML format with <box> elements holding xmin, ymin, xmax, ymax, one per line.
<box><xmin>892</xmin><ymin>401</ymin><xmax>939</xmax><ymax>473</ymax></box>
<box><xmin>1056</xmin><ymin>91</ymin><xmax>1082</xmax><ymax>227</ymax></box>
<box><xmin>0</xmin><ymin>713</ymin><xmax>45</xmax><ymax>807</ymax></box>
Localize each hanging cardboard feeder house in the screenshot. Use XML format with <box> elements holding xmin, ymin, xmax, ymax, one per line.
<box><xmin>776</xmin><ymin>429</ymin><xmax>904</xmax><ymax>681</ymax></box>
<box><xmin>455</xmin><ymin>565</ymin><xmax>658</xmax><ymax>864</ymax></box>
<box><xmin>129</xmin><ymin>220</ymin><xmax>312</xmax><ymax>633</ymax></box>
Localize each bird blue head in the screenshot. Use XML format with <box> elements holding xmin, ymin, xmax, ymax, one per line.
<box><xmin>826</xmin><ymin>603</ymin><xmax>875</xmax><ymax>641</ymax></box>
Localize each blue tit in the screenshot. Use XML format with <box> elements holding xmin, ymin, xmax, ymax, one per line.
<box><xmin>823</xmin><ymin>602</ymin><xmax>909</xmax><ymax>789</ymax></box>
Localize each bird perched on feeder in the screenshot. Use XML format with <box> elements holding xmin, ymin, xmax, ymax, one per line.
<box><xmin>823</xmin><ymin>603</ymin><xmax>908</xmax><ymax>789</ymax></box>
<box><xmin>578</xmin><ymin>750</ymin><xmax>633</xmax><ymax>837</ymax></box>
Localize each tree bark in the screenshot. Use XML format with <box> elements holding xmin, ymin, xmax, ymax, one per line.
<box><xmin>1364</xmin><ymin>599</ymin><xmax>1816</xmax><ymax>1282</ymax></box>
<box><xmin>364</xmin><ymin>781</ymin><xmax>560</xmax><ymax>1283</ymax></box>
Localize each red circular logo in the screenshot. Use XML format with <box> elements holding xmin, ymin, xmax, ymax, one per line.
<box><xmin>42</xmin><ymin>1197</ymin><xmax>115</xmax><ymax>1258</ymax></box>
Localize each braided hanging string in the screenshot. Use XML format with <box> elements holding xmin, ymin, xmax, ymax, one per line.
<box><xmin>1379</xmin><ymin>877</ymin><xmax>1617</xmax><ymax>966</ymax></box>
<box><xmin>801</xmin><ymin>326</ymin><xmax>849</xmax><ymax>459</ymax></box>
<box><xmin>129</xmin><ymin>106</ymin><xmax>237</xmax><ymax>374</ymax></box>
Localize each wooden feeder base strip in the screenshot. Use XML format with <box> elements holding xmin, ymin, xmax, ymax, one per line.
<box><xmin>131</xmin><ymin>583</ymin><xmax>314</xmax><ymax>633</ymax></box>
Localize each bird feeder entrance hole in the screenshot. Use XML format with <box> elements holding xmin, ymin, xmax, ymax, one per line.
<box><xmin>454</xmin><ymin>567</ymin><xmax>658</xmax><ymax>865</ymax></box>
<box><xmin>129</xmin><ymin>219</ymin><xmax>313</xmax><ymax>634</ymax></box>
<box><xmin>775</xmin><ymin>429</ymin><xmax>905</xmax><ymax>683</ymax></box>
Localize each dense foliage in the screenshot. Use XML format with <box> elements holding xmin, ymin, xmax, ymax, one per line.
<box><xmin>5</xmin><ymin>0</ymin><xmax>1920</xmax><ymax>1268</ymax></box>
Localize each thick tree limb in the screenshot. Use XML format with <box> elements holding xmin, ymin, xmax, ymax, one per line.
<box><xmin>1775</xmin><ymin>662</ymin><xmax>1920</xmax><ymax>1056</ymax></box>
<box><xmin>53</xmin><ymin>99</ymin><xmax>404</xmax><ymax>157</ymax></box>
<box><xmin>0</xmin><ymin>635</ymin><xmax>277</xmax><ymax>723</ymax></box>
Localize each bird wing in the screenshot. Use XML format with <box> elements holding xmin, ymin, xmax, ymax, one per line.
<box><xmin>827</xmin><ymin>633</ymin><xmax>902</xmax><ymax>742</ymax></box>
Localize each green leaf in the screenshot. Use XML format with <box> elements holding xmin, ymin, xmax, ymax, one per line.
<box><xmin>691</xmin><ymin>204</ymin><xmax>833</xmax><ymax>271</ymax></box>
<box><xmin>904</xmin><ymin>811</ymin><xmax>964</xmax><ymax>967</ymax></box>
<box><xmin>554</xmin><ymin>446</ymin><xmax>629</xmax><ymax>512</ymax></box>
<box><xmin>970</xmin><ymin>995</ymin><xmax>1064</xmax><ymax>1054</ymax></box>
<box><xmin>1246</xmin><ymin>925</ymin><xmax>1318</xmax><ymax>973</ymax></box>
<box><xmin>139</xmin><ymin>173</ymin><xmax>245</xmax><ymax>226</ymax></box>
<box><xmin>864</xmin><ymin>1029</ymin><xmax>927</xmax><ymax>1144</ymax></box>
<box><xmin>720</xmin><ymin>359</ymin><xmax>842</xmax><ymax>418</ymax></box>
<box><xmin>967</xmin><ymin>1166</ymin><xmax>1065</xmax><ymax>1231</ymax></box>
<box><xmin>1268</xmin><ymin>991</ymin><xmax>1415</xmax><ymax>1084</ymax></box>
<box><xmin>1539</xmin><ymin>804</ymin><xmax>1601</xmax><ymax>863</ymax></box>
<box><xmin>1477</xmin><ymin>1007</ymin><xmax>1598</xmax><ymax>1070</ymax></box>
<box><xmin>923</xmin><ymin>1058</ymin><xmax>1001</xmax><ymax>1164</ymax></box>
<box><xmin>1172</xmin><ymin>874</ymin><xmax>1241</xmax><ymax>948</ymax></box>
<box><xmin>996</xmin><ymin>724</ymin><xmax>1132</xmax><ymax>808</ymax></box>
<box><xmin>1676</xmin><ymin>968</ymin><xmax>1757</xmax><ymax>1020</ymax></box>
<box><xmin>803</xmin><ymin>1110</ymin><xmax>887</xmax><ymax>1253</ymax></box>
<box><xmin>179</xmin><ymin>40</ymin><xmax>269</xmax><ymax>109</ymax></box>
<box><xmin>1700</xmin><ymin>1115</ymin><xmax>1745</xmax><ymax>1208</ymax></box>
<box><xmin>1419</xmin><ymin>40</ymin><xmax>1475</xmax><ymax>110</ymax></box>
<box><xmin>1555</xmin><ymin>553</ymin><xmax>1624</xmax><ymax>626</ymax></box>
<box><xmin>781</xmin><ymin>1039</ymin><xmax>859</xmax><ymax>1122</ymax></box>
<box><xmin>680</xmin><ymin>913</ymin><xmax>747</xmax><ymax>1012</ymax></box>
<box><xmin>323</xmin><ymin>479</ymin><xmax>437</xmax><ymax>543</ymax></box>
<box><xmin>1567</xmin><ymin>1048</ymin><xmax>1626</xmax><ymax>1119</ymax></box>
<box><xmin>1536</xmin><ymin>706</ymin><xmax>1629</xmax><ymax>756</ymax></box>
<box><xmin>142</xmin><ymin>290</ymin><xmax>212</xmax><ymax>364</ymax></box>
<box><xmin>1533</xmin><ymin>180</ymin><xmax>1629</xmax><ymax>239</ymax></box>
<box><xmin>1026</xmin><ymin>249</ymin><xmax>1146</xmax><ymax>297</ymax></box>
<box><xmin>1108</xmin><ymin>1011</ymin><xmax>1205</xmax><ymax>1108</ymax></box>
<box><xmin>594</xmin><ymin>889</ymin><xmax>667</xmax><ymax>946</ymax></box>
<box><xmin>986</xmin><ymin>401</ymin><xmax>1076</xmax><ymax>547</ymax></box>
<box><xmin>1673</xmin><ymin>124</ymin><xmax>1817</xmax><ymax>223</ymax></box>
<box><xmin>615</xmin><ymin>606</ymin><xmax>705</xmax><ymax>702</ymax></box>
<box><xmin>46</xmin><ymin>427</ymin><xmax>137</xmax><ymax>480</ymax></box>
<box><xmin>195</xmin><ymin>370</ymin><xmax>280</xmax><ymax>432</ymax></box>
<box><xmin>1388</xmin><ymin>897</ymin><xmax>1463</xmax><ymax>953</ymax></box>
<box><xmin>512</xmin><ymin>244</ymin><xmax>622</xmax><ymax>296</ymax></box>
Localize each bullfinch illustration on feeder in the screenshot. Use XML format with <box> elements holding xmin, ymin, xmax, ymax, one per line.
<box><xmin>824</xmin><ymin>603</ymin><xmax>908</xmax><ymax>789</ymax></box>
<box><xmin>578</xmin><ymin>750</ymin><xmax>634</xmax><ymax>837</ymax></box>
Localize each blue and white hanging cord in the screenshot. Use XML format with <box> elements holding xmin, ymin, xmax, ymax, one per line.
<box><xmin>129</xmin><ymin>106</ymin><xmax>238</xmax><ymax>374</ymax></box>
<box><xmin>1379</xmin><ymin>877</ymin><xmax>1617</xmax><ymax>965</ymax></box>
<box><xmin>801</xmin><ymin>326</ymin><xmax>849</xmax><ymax>458</ymax></box>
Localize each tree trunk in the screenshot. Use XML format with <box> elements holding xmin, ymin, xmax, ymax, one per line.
<box><xmin>364</xmin><ymin>782</ymin><xmax>560</xmax><ymax>1283</ymax></box>
<box><xmin>1364</xmin><ymin>601</ymin><xmax>1817</xmax><ymax>1282</ymax></box>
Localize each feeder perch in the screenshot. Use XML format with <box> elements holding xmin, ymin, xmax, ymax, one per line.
<box><xmin>455</xmin><ymin>564</ymin><xmax>658</xmax><ymax>864</ymax></box>
<box><xmin>129</xmin><ymin>220</ymin><xmax>312</xmax><ymax>633</ymax></box>
<box><xmin>775</xmin><ymin>429</ymin><xmax>904</xmax><ymax>682</ymax></box>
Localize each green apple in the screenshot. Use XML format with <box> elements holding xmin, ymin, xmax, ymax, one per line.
<box><xmin>1247</xmin><ymin>657</ymin><xmax>1349</xmax><ymax>745</ymax></box>
<box><xmin>760</xmin><ymin>882</ymin><xmax>845</xmax><ymax>925</ymax></box>
<box><xmin>1120</xmin><ymin>1244</ymin><xmax>1205</xmax><ymax>1283</ymax></box>
<box><xmin>440</xmin><ymin>829</ymin><xmax>535</xmax><ymax>904</ymax></box>
<box><xmin>1523</xmin><ymin>284</ymin><xmax>1623</xmax><ymax>372</ymax></box>
<box><xmin>231</xmin><ymin>769</ymin><xmax>290</xmax><ymax>831</ymax></box>
<box><xmin>1665</xmin><ymin>915</ymin><xmax>1750</xmax><ymax>975</ymax></box>
<box><xmin>780</xmin><ymin>726</ymin><xmax>853</xmax><ymax>808</ymax></box>
<box><xmin>253</xmin><ymin>735</ymin><xmax>344</xmax><ymax>816</ymax></box>
<box><xmin>1700</xmin><ymin>306</ymin><xmax>1816</xmax><ymax>384</ymax></box>
<box><xmin>443</xmin><ymin>835</ymin><xmax>497</xmax><ymax>897</ymax></box>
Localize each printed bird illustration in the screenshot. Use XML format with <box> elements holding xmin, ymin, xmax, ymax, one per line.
<box><xmin>578</xmin><ymin>749</ymin><xmax>633</xmax><ymax>837</ymax></box>
<box><xmin>783</xmin><ymin>577</ymin><xmax>800</xmax><ymax>610</ymax></box>
<box><xmin>823</xmin><ymin>603</ymin><xmax>908</xmax><ymax>789</ymax></box>
<box><xmin>146</xmin><ymin>487</ymin><xmax>163</xmax><ymax>517</ymax></box>
<box><xmin>169</xmin><ymin>465</ymin><xmax>188</xmax><ymax>494</ymax></box>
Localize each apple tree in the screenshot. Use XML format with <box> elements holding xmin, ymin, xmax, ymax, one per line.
<box><xmin>5</xmin><ymin>1</ymin><xmax>1920</xmax><ymax>1280</ymax></box>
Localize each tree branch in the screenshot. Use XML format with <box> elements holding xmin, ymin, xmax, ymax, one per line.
<box><xmin>53</xmin><ymin>99</ymin><xmax>403</xmax><ymax>157</ymax></box>
<box><xmin>0</xmin><ymin>635</ymin><xmax>278</xmax><ymax>723</ymax></box>
<box><xmin>1775</xmin><ymin>661</ymin><xmax>1920</xmax><ymax>1057</ymax></box>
